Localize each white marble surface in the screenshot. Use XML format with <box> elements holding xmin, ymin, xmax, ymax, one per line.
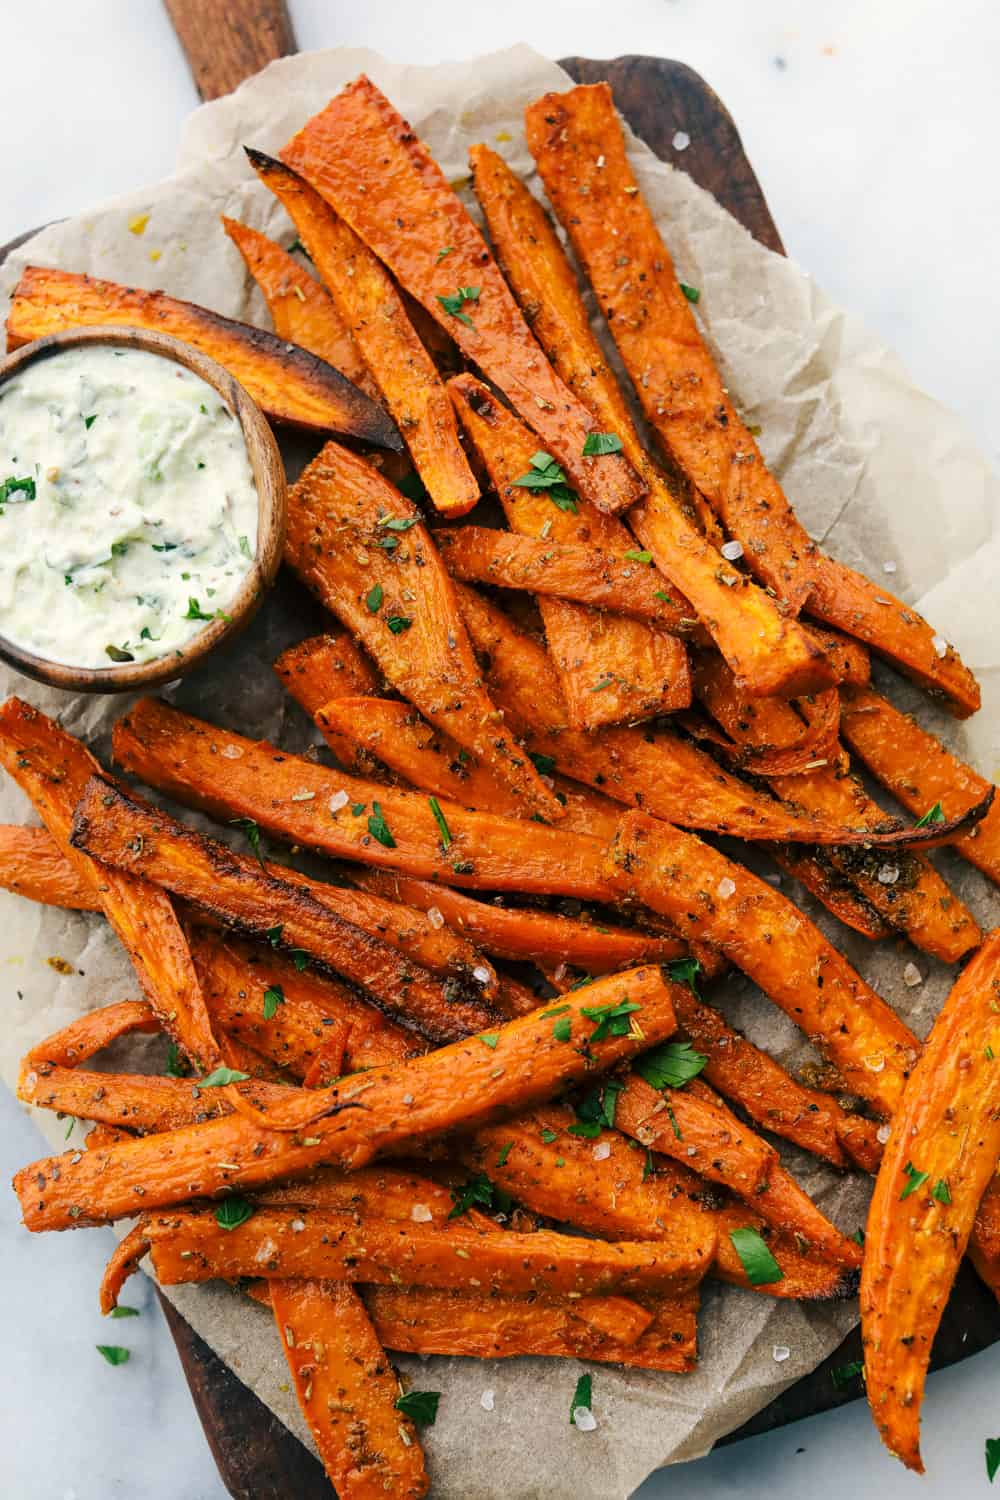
<box><xmin>2</xmin><ymin>2</ymin><xmax>999</xmax><ymax>1497</ymax></box>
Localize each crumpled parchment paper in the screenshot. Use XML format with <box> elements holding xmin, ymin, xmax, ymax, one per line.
<box><xmin>1</xmin><ymin>43</ymin><xmax>998</xmax><ymax>1500</ymax></box>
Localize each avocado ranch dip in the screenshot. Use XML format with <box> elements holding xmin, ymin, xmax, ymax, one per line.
<box><xmin>0</xmin><ymin>344</ymin><xmax>258</xmax><ymax>669</ymax></box>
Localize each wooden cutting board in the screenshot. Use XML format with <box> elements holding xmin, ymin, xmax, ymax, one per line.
<box><xmin>5</xmin><ymin>5</ymin><xmax>999</xmax><ymax>1494</ymax></box>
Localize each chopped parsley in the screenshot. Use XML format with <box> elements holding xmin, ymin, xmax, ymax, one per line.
<box><xmin>580</xmin><ymin>997</ymin><xmax>641</xmax><ymax>1043</ymax></box>
<box><xmin>198</xmin><ymin>1066</ymin><xmax>250</xmax><ymax>1088</ymax></box>
<box><xmin>667</xmin><ymin>1104</ymin><xmax>682</xmax><ymax>1140</ymax></box>
<box><xmin>262</xmin><ymin>984</ymin><xmax>285</xmax><ymax>1020</ymax></box>
<box><xmin>436</xmin><ymin>246</ymin><xmax>455</xmax><ymax>263</ymax></box>
<box><xmin>164</xmin><ymin>1042</ymin><xmax>190</xmax><ymax>1078</ymax></box>
<box><xmin>96</xmin><ymin>1345</ymin><xmax>130</xmax><ymax>1366</ymax></box>
<box><xmin>665</xmin><ymin>956</ymin><xmax>702</xmax><ymax>998</ymax></box>
<box><xmin>477</xmin><ymin>1032</ymin><xmax>500</xmax><ymax>1050</ymax></box>
<box><xmin>540</xmin><ymin>1128</ymin><xmax>559</xmax><ymax>1144</ymax></box>
<box><xmin>634</xmin><ymin>1040</ymin><xmax>707</xmax><ymax>1091</ymax></box>
<box><xmin>728</xmin><ymin>1227</ymin><xmax>784</xmax><ymax>1286</ymax></box>
<box><xmin>437</xmin><ymin>285</ymin><xmax>481</xmax><ymax>326</ymax></box>
<box><xmin>914</xmin><ymin>801</ymin><xmax>946</xmax><ymax>828</ymax></box>
<box><xmin>987</xmin><ymin>1437</ymin><xmax>1000</xmax><ymax>1484</ymax></box>
<box><xmin>266</xmin><ymin>925</ymin><xmax>283</xmax><ymax>947</ymax></box>
<box><xmin>184</xmin><ymin>597</ymin><xmax>215</xmax><ymax>621</ymax></box>
<box><xmin>288</xmin><ymin>237</ymin><xmax>312</xmax><ymax>261</ymax></box>
<box><xmin>529</xmin><ymin>751</ymin><xmax>557</xmax><ymax>777</ymax></box>
<box><xmin>552</xmin><ymin>1016</ymin><xmax>572</xmax><ymax>1042</ymax></box>
<box><xmin>653</xmin><ymin>589</ymin><xmax>675</xmax><ymax>604</ymax></box>
<box><xmin>448</xmin><ymin>1172</ymin><xmax>511</xmax><ymax>1220</ymax></box>
<box><xmin>239</xmin><ymin>534</ymin><xmax>252</xmax><ymax>559</ymax></box>
<box><xmin>377</xmin><ymin>515</ymin><xmax>418</xmax><ymax>532</ymax></box>
<box><xmin>366</xmin><ymin>583</ymin><xmax>384</xmax><ymax>613</ymax></box>
<box><xmin>386</xmin><ymin>615</ymin><xmax>412</xmax><ymax>634</ymax></box>
<box><xmin>623</xmin><ymin>548</ymin><xmax>653</xmax><ymax>564</ymax></box>
<box><xmin>679</xmin><ymin>282</ymin><xmax>701</xmax><ymax>303</ymax></box>
<box><xmin>590</xmin><ymin>675</ymin><xmax>614</xmax><ymax>693</ymax></box>
<box><xmin>290</xmin><ymin>950</ymin><xmax>311</xmax><ymax>972</ymax></box>
<box><xmin>0</xmin><ymin>475</ymin><xmax>36</xmax><ymax>507</ymax></box>
<box><xmin>230</xmin><ymin>816</ymin><xmax>265</xmax><ymax>866</ymax></box>
<box><xmin>569</xmin><ymin>1080</ymin><xmax>623</xmax><ymax>1137</ymax></box>
<box><xmin>496</xmin><ymin>1142</ymin><xmax>513</xmax><ymax>1167</ymax></box>
<box><xmin>512</xmin><ymin>451</ymin><xmax>578</xmax><ymax>514</ymax></box>
<box><xmin>429</xmin><ymin>796</ymin><xmax>452</xmax><ymax>849</ymax></box>
<box><xmin>84</xmin><ymin>414</ymin><xmax>98</xmax><ymax>430</ymax></box>
<box><xmin>367</xmin><ymin>801</ymin><xmax>396</xmax><ymax>848</ymax></box>
<box><xmin>582</xmin><ymin>432</ymin><xmax>623</xmax><ymax>457</ymax></box>
<box><xmin>395</xmin><ymin>1390</ymin><xmax>440</xmax><ymax>1426</ymax></box>
<box><xmin>900</xmin><ymin>1161</ymin><xmax>929</xmax><ymax>1200</ymax></box>
<box><xmin>105</xmin><ymin>644</ymin><xmax>135</xmax><ymax>663</ymax></box>
<box><xmin>931</xmin><ymin>1178</ymin><xmax>952</xmax><ymax>1204</ymax></box>
<box><xmin>214</xmin><ymin>1196</ymin><xmax>255</xmax><ymax>1231</ymax></box>
<box><xmin>830</xmin><ymin>1359</ymin><xmax>865</xmax><ymax>1391</ymax></box>
<box><xmin>569</xmin><ymin>1372</ymin><xmax>593</xmax><ymax>1424</ymax></box>
<box><xmin>110</xmin><ymin>1305</ymin><xmax>140</xmax><ymax>1319</ymax></box>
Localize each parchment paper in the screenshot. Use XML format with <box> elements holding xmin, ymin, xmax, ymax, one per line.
<box><xmin>1</xmin><ymin>44</ymin><xmax>999</xmax><ymax>1500</ymax></box>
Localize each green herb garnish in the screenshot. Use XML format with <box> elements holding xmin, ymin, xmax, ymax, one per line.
<box><xmin>552</xmin><ymin>1016</ymin><xmax>572</xmax><ymax>1042</ymax></box>
<box><xmin>580</xmin><ymin>997</ymin><xmax>641</xmax><ymax>1043</ymax></box>
<box><xmin>477</xmin><ymin>1032</ymin><xmax>500</xmax><ymax>1050</ymax></box>
<box><xmin>448</xmin><ymin>1172</ymin><xmax>510</xmax><ymax>1220</ymax></box>
<box><xmin>96</xmin><ymin>1345</ymin><xmax>130</xmax><ymax>1366</ymax></box>
<box><xmin>214</xmin><ymin>1196</ymin><xmax>255</xmax><ymax>1231</ymax></box>
<box><xmin>436</xmin><ymin>246</ymin><xmax>455</xmax><ymax>263</ymax></box>
<box><xmin>230</xmin><ymin>816</ymin><xmax>264</xmax><ymax>866</ymax></box>
<box><xmin>110</xmin><ymin>1304</ymin><xmax>140</xmax><ymax>1318</ymax></box>
<box><xmin>582</xmin><ymin>432</ymin><xmax>623</xmax><ymax>457</ymax></box>
<box><xmin>429</xmin><ymin>796</ymin><xmax>452</xmax><ymax>849</ymax></box>
<box><xmin>378</xmin><ymin>515</ymin><xmax>418</xmax><ymax>532</ymax></box>
<box><xmin>914</xmin><ymin>801</ymin><xmax>946</xmax><ymax>828</ymax></box>
<box><xmin>395</xmin><ymin>1390</ymin><xmax>440</xmax><ymax>1426</ymax></box>
<box><xmin>679</xmin><ymin>282</ymin><xmax>701</xmax><ymax>303</ymax></box>
<box><xmin>831</xmin><ymin>1360</ymin><xmax>865</xmax><ymax>1391</ymax></box>
<box><xmin>728</xmin><ymin>1227</ymin><xmax>784</xmax><ymax>1286</ymax></box>
<box><xmin>623</xmin><ymin>549</ymin><xmax>653</xmax><ymax>564</ymax></box>
<box><xmin>900</xmin><ymin>1161</ymin><xmax>929</xmax><ymax>1200</ymax></box>
<box><xmin>512</xmin><ymin>451</ymin><xmax>578</xmax><ymax>514</ymax></box>
<box><xmin>367</xmin><ymin>801</ymin><xmax>396</xmax><ymax>848</ymax></box>
<box><xmin>0</xmin><ymin>475</ymin><xmax>36</xmax><ymax>505</ymax></box>
<box><xmin>635</xmin><ymin>1040</ymin><xmax>708</xmax><ymax>1091</ymax></box>
<box><xmin>198</xmin><ymin>1066</ymin><xmax>250</xmax><ymax>1088</ymax></box>
<box><xmin>263</xmin><ymin>984</ymin><xmax>285</xmax><ymax>1020</ymax></box>
<box><xmin>165</xmin><ymin>1042</ymin><xmax>190</xmax><ymax>1078</ymax></box>
<box><xmin>570</xmin><ymin>1372</ymin><xmax>593</xmax><ymax>1425</ymax></box>
<box><xmin>84</xmin><ymin>414</ymin><xmax>98</xmax><ymax>429</ymax></box>
<box><xmin>386</xmin><ymin>615</ymin><xmax>412</xmax><ymax>634</ymax></box>
<box><xmin>987</xmin><ymin>1437</ymin><xmax>1000</xmax><ymax>1484</ymax></box>
<box><xmin>497</xmin><ymin>1142</ymin><xmax>513</xmax><ymax>1167</ymax></box>
<box><xmin>665</xmin><ymin>956</ymin><xmax>702</xmax><ymax>998</ymax></box>
<box><xmin>529</xmin><ymin>751</ymin><xmax>557</xmax><ymax>777</ymax></box>
<box><xmin>366</xmin><ymin>583</ymin><xmax>384</xmax><ymax>613</ymax></box>
<box><xmin>437</xmin><ymin>285</ymin><xmax>480</xmax><ymax>327</ymax></box>
<box><xmin>184</xmin><ymin>597</ymin><xmax>215</xmax><ymax>622</ymax></box>
<box><xmin>931</xmin><ymin>1178</ymin><xmax>952</xmax><ymax>1204</ymax></box>
<box><xmin>105</xmin><ymin>644</ymin><xmax>135</xmax><ymax>663</ymax></box>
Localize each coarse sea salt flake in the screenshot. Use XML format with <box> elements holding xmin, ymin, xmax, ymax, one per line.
<box><xmin>932</xmin><ymin>635</ymin><xmax>948</xmax><ymax>659</ymax></box>
<box><xmin>717</xmin><ymin>877</ymin><xmax>736</xmax><ymax>899</ymax></box>
<box><xmin>473</xmin><ymin>965</ymin><xmax>492</xmax><ymax>984</ymax></box>
<box><xmin>221</xmin><ymin>745</ymin><xmax>243</xmax><ymax>760</ymax></box>
<box><xmin>720</xmin><ymin>539</ymin><xmax>744</xmax><ymax>561</ymax></box>
<box><xmin>877</xmin><ymin>865</ymin><xmax>899</xmax><ymax>885</ymax></box>
<box><xmin>882</xmin><ymin>560</ymin><xmax>897</xmax><ymax>574</ymax></box>
<box><xmin>291</xmin><ymin>789</ymin><xmax>316</xmax><ymax>802</ymax></box>
<box><xmin>903</xmin><ymin>962</ymin><xmax>923</xmax><ymax>988</ymax></box>
<box><xmin>572</xmin><ymin>1406</ymin><xmax>597</xmax><ymax>1432</ymax></box>
<box><xmin>593</xmin><ymin>1140</ymin><xmax>612</xmax><ymax>1161</ymax></box>
<box><xmin>290</xmin><ymin>1218</ymin><xmax>306</xmax><ymax>1233</ymax></box>
<box><xmin>328</xmin><ymin>790</ymin><xmax>349</xmax><ymax>814</ymax></box>
<box><xmin>772</xmin><ymin>1345</ymin><xmax>791</xmax><ymax>1363</ymax></box>
<box><xmin>426</xmin><ymin>907</ymin><xmax>445</xmax><ymax>930</ymax></box>
<box><xmin>877</xmin><ymin>1123</ymin><xmax>892</xmax><ymax>1144</ymax></box>
<box><xmin>411</xmin><ymin>1203</ymin><xmax>433</xmax><ymax>1223</ymax></box>
<box><xmin>672</xmin><ymin>130</ymin><xmax>690</xmax><ymax>151</ymax></box>
<box><xmin>480</xmin><ymin>1388</ymin><xmax>496</xmax><ymax>1411</ymax></box>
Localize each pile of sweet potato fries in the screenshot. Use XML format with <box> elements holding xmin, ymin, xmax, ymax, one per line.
<box><xmin>5</xmin><ymin>76</ymin><xmax>999</xmax><ymax>1492</ymax></box>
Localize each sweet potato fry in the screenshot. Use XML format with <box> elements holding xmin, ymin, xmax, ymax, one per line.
<box><xmin>246</xmin><ymin>150</ymin><xmax>477</xmax><ymax>517</ymax></box>
<box><xmin>524</xmin><ymin>84</ymin><xmax>980</xmax><ymax>717</ymax></box>
<box><xmin>16</xmin><ymin>965</ymin><xmax>677</xmax><ymax>1229</ymax></box>
<box><xmin>603</xmin><ymin>811</ymin><xmax>919</xmax><ymax>1116</ymax></box>
<box><xmin>19</xmin><ymin>1062</ymin><xmax>234</xmax><ymax>1135</ymax></box>
<box><xmin>841</xmin><ymin>684</ymin><xmax>1000</xmax><ymax>888</ymax></box>
<box><xmin>270</xmin><ymin>1278</ymin><xmax>429</xmax><ymax>1500</ymax></box>
<box><xmin>70</xmin><ymin>777</ymin><xmax>498</xmax><ymax>1045</ymax></box>
<box><xmin>221</xmin><ymin>215</ymin><xmax>376</xmax><ymax>396</ymax></box>
<box><xmin>0</xmin><ymin>698</ymin><xmax>221</xmax><ymax>1072</ymax></box>
<box><xmin>273</xmin><ymin>631</ymin><xmax>395</xmax><ymax>780</ymax></box>
<box><xmin>771</xmin><ymin>762</ymin><xmax>980</xmax><ymax>962</ymax></box>
<box><xmin>112</xmin><ymin>698</ymin><xmax>612</xmax><ymax>901</ymax></box>
<box><xmin>281</xmin><ymin>77</ymin><xmax>644</xmax><ymax>516</ymax></box>
<box><xmin>455</xmin><ymin>584</ymin><xmax>991</xmax><ymax>848</ymax></box>
<box><xmin>691</xmin><ymin>653</ymin><xmax>841</xmax><ymax>777</ymax></box>
<box><xmin>769</xmin><ymin>847</ymin><xmax>891</xmax><ymax>941</ymax></box>
<box><xmin>6</xmin><ymin>264</ymin><xmax>399</xmax><ymax>449</ymax></box>
<box><xmin>468</xmin><ymin>143</ymin><xmax>832</xmax><ymax>702</ymax></box>
<box><xmin>437</xmin><ymin>526</ymin><xmax>701</xmax><ymax>634</ymax></box>
<box><xmin>23</xmin><ymin>999</ymin><xmax>158</xmax><ymax>1069</ymax></box>
<box><xmin>363</xmin><ymin>1284</ymin><xmax>698</xmax><ymax>1371</ymax></box>
<box><xmin>860</xmin><ymin>930</ymin><xmax>1000</xmax><ymax>1471</ymax></box>
<box><xmin>449</xmin><ymin>373</ymin><xmax>691</xmax><ymax>729</ymax></box>
<box><xmin>351</xmin><ymin>869</ymin><xmax>686</xmax><ymax>972</ymax></box>
<box><xmin>613</xmin><ymin>1074</ymin><xmax>776</xmax><ymax>1198</ymax></box>
<box><xmin>285</xmin><ymin>442</ymin><xmax>561</xmax><ymax>821</ymax></box>
<box><xmin>141</xmin><ymin>1205</ymin><xmax>713</xmax><ymax>1298</ymax></box>
<box><xmin>0</xmin><ymin>824</ymin><xmax>96</xmax><ymax>909</ymax></box>
<box><xmin>807</xmin><ymin>626</ymin><xmax>871</xmax><ymax>687</ymax></box>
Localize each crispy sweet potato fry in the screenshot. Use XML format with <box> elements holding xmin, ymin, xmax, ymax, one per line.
<box><xmin>437</xmin><ymin>526</ymin><xmax>701</xmax><ymax>633</ymax></box>
<box><xmin>70</xmin><ymin>777</ymin><xmax>498</xmax><ymax>1045</ymax></box>
<box><xmin>860</xmin><ymin>930</ymin><xmax>1000</xmax><ymax>1471</ymax></box>
<box><xmin>807</xmin><ymin>626</ymin><xmax>871</xmax><ymax>687</ymax></box>
<box><xmin>23</xmin><ymin>999</ymin><xmax>158</xmax><ymax>1069</ymax></box>
<box><xmin>614</xmin><ymin>1074</ymin><xmax>777</xmax><ymax>1198</ymax></box>
<box><xmin>273</xmin><ymin>631</ymin><xmax>396</xmax><ymax>780</ymax></box>
<box><xmin>841</xmin><ymin>684</ymin><xmax>1000</xmax><ymax>888</ymax></box>
<box><xmin>19</xmin><ymin>1063</ymin><xmax>234</xmax><ymax>1134</ymax></box>
<box><xmin>603</xmin><ymin>811</ymin><xmax>919</xmax><ymax>1116</ymax></box>
<box><xmin>524</xmin><ymin>84</ymin><xmax>980</xmax><ymax>717</ymax></box>
<box><xmin>0</xmin><ymin>824</ymin><xmax>96</xmax><ymax>909</ymax></box>
<box><xmin>221</xmin><ymin>215</ymin><xmax>376</xmax><ymax>395</ymax></box>
<box><xmin>143</xmin><ymin>1202</ymin><xmax>711</xmax><ymax>1298</ymax></box>
<box><xmin>769</xmin><ymin>847</ymin><xmax>891</xmax><ymax>941</ymax></box>
<box><xmin>0</xmin><ymin>698</ymin><xmax>221</xmax><ymax>1072</ymax></box>
<box><xmin>112</xmin><ymin>699</ymin><xmax>613</xmax><ymax>901</ymax></box>
<box><xmin>6</xmin><ymin>264</ymin><xmax>399</xmax><ymax>449</ymax></box>
<box><xmin>270</xmin><ymin>1278</ymin><xmax>429</xmax><ymax>1500</ymax></box>
<box><xmin>246</xmin><ymin>150</ymin><xmax>478</xmax><ymax>517</ymax></box>
<box><xmin>352</xmin><ymin>869</ymin><xmax>686</xmax><ymax>972</ymax></box>
<box><xmin>455</xmin><ymin>585</ymin><xmax>991</xmax><ymax>848</ymax></box>
<box><xmin>691</xmin><ymin>654</ymin><xmax>841</xmax><ymax>777</ymax></box>
<box><xmin>16</xmin><ymin>966</ymin><xmax>677</xmax><ymax>1229</ymax></box>
<box><xmin>449</xmin><ymin>373</ymin><xmax>691</xmax><ymax>729</ymax></box>
<box><xmin>281</xmin><ymin>77</ymin><xmax>644</xmax><ymax>516</ymax></box>
<box><xmin>771</xmin><ymin>762</ymin><xmax>980</xmax><ymax>962</ymax></box>
<box><xmin>285</xmin><ymin>442</ymin><xmax>562</xmax><ymax>821</ymax></box>
<box><xmin>468</xmin><ymin>143</ymin><xmax>833</xmax><ymax>702</ymax></box>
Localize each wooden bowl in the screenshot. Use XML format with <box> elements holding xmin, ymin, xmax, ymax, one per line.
<box><xmin>0</xmin><ymin>325</ymin><xmax>286</xmax><ymax>693</ymax></box>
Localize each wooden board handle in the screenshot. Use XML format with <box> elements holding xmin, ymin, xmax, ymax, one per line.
<box><xmin>163</xmin><ymin>0</ymin><xmax>297</xmax><ymax>101</ymax></box>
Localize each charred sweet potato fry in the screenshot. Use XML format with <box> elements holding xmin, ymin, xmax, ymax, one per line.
<box><xmin>841</xmin><ymin>684</ymin><xmax>1000</xmax><ymax>888</ymax></box>
<box><xmin>437</xmin><ymin>526</ymin><xmax>701</xmax><ymax>634</ymax></box>
<box><xmin>16</xmin><ymin>965</ymin><xmax>677</xmax><ymax>1229</ymax></box>
<box><xmin>455</xmin><ymin>584</ymin><xmax>991</xmax><ymax>848</ymax></box>
<box><xmin>603</xmin><ymin>811</ymin><xmax>920</xmax><ymax>1116</ymax></box>
<box><xmin>246</xmin><ymin>150</ymin><xmax>478</xmax><ymax>517</ymax></box>
<box><xmin>221</xmin><ymin>215</ymin><xmax>376</xmax><ymax>395</ymax></box>
<box><xmin>6</xmin><ymin>264</ymin><xmax>398</xmax><ymax>449</ymax></box>
<box><xmin>0</xmin><ymin>698</ymin><xmax>222</xmax><ymax>1072</ymax></box>
<box><xmin>70</xmin><ymin>776</ymin><xmax>498</xmax><ymax>1045</ymax></box>
<box><xmin>0</xmin><ymin>823</ymin><xmax>96</xmax><ymax>909</ymax></box>
<box><xmin>270</xmin><ymin>1279</ymin><xmax>429</xmax><ymax>1500</ymax></box>
<box><xmin>449</xmin><ymin>373</ymin><xmax>691</xmax><ymax>729</ymax></box>
<box><xmin>524</xmin><ymin>84</ymin><xmax>980</xmax><ymax>717</ymax></box>
<box><xmin>861</xmin><ymin>930</ymin><xmax>1000</xmax><ymax>1471</ymax></box>
<box><xmin>285</xmin><ymin>441</ymin><xmax>562</xmax><ymax>821</ymax></box>
<box><xmin>468</xmin><ymin>143</ymin><xmax>832</xmax><ymax>702</ymax></box>
<box><xmin>351</xmin><ymin>868</ymin><xmax>686</xmax><ymax>972</ymax></box>
<box><xmin>281</xmin><ymin>77</ymin><xmax>644</xmax><ymax>515</ymax></box>
<box><xmin>112</xmin><ymin>698</ymin><xmax>612</xmax><ymax>901</ymax></box>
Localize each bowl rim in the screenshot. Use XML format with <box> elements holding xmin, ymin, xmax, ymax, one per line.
<box><xmin>0</xmin><ymin>324</ymin><xmax>287</xmax><ymax>694</ymax></box>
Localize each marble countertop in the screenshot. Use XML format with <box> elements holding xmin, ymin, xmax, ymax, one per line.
<box><xmin>3</xmin><ymin>2</ymin><xmax>998</xmax><ymax>1497</ymax></box>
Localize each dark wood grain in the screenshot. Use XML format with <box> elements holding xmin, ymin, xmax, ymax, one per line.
<box><xmin>162</xmin><ymin>0</ymin><xmax>296</xmax><ymax>101</ymax></box>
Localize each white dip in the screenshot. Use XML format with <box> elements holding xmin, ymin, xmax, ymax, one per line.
<box><xmin>0</xmin><ymin>345</ymin><xmax>258</xmax><ymax>668</ymax></box>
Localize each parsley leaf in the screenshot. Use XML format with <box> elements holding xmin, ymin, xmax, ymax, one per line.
<box><xmin>580</xmin><ymin>997</ymin><xmax>641</xmax><ymax>1043</ymax></box>
<box><xmin>96</xmin><ymin>1345</ymin><xmax>130</xmax><ymax>1366</ymax></box>
<box><xmin>291</xmin><ymin>949</ymin><xmax>311</xmax><ymax>972</ymax></box>
<box><xmin>497</xmin><ymin>1142</ymin><xmax>513</xmax><ymax>1167</ymax></box>
<box><xmin>987</xmin><ymin>1438</ymin><xmax>1000</xmax><ymax>1484</ymax></box>
<box><xmin>570</xmin><ymin>1372</ymin><xmax>592</xmax><ymax>1424</ymax></box>
<box><xmin>448</xmin><ymin>1172</ymin><xmax>511</xmax><ymax>1220</ymax></box>
<box><xmin>667</xmin><ymin>1104</ymin><xmax>682</xmax><ymax>1139</ymax></box>
<box><xmin>288</xmin><ymin>237</ymin><xmax>312</xmax><ymax>261</ymax></box>
<box><xmin>728</xmin><ymin>1227</ymin><xmax>784</xmax><ymax>1286</ymax></box>
<box><xmin>386</xmin><ymin>615</ymin><xmax>412</xmax><ymax>634</ymax></box>
<box><xmin>266</xmin><ymin>925</ymin><xmax>283</xmax><ymax>947</ymax></box>
<box><xmin>230</xmin><ymin>816</ymin><xmax>265</xmax><ymax>866</ymax></box>
<box><xmin>377</xmin><ymin>515</ymin><xmax>418</xmax><ymax>532</ymax></box>
<box><xmin>239</xmin><ymin>534</ymin><xmax>253</xmax><ymax>559</ymax></box>
<box><xmin>198</xmin><ymin>1066</ymin><xmax>250</xmax><ymax>1088</ymax></box>
<box><xmin>366</xmin><ymin>583</ymin><xmax>383</xmax><ymax>613</ymax></box>
<box><xmin>437</xmin><ymin>285</ymin><xmax>481</xmax><ymax>327</ymax></box>
<box><xmin>512</xmin><ymin>451</ymin><xmax>579</xmax><ymax>514</ymax></box>
<box><xmin>477</xmin><ymin>1032</ymin><xmax>500</xmax><ymax>1050</ymax></box>
<box><xmin>540</xmin><ymin>1128</ymin><xmax>559</xmax><ymax>1144</ymax></box>
<box><xmin>931</xmin><ymin>1178</ymin><xmax>952</xmax><ymax>1204</ymax></box>
<box><xmin>367</xmin><ymin>801</ymin><xmax>396</xmax><ymax>848</ymax></box>
<box><xmin>436</xmin><ymin>246</ymin><xmax>455</xmax><ymax>263</ymax></box>
<box><xmin>214</xmin><ymin>1196</ymin><xmax>255</xmax><ymax>1231</ymax></box>
<box><xmin>395</xmin><ymin>1390</ymin><xmax>440</xmax><ymax>1426</ymax></box>
<box><xmin>914</xmin><ymin>801</ymin><xmax>946</xmax><ymax>828</ymax></box>
<box><xmin>634</xmin><ymin>1040</ymin><xmax>708</xmax><ymax>1091</ymax></box>
<box><xmin>262</xmin><ymin>984</ymin><xmax>285</xmax><ymax>1020</ymax></box>
<box><xmin>0</xmin><ymin>475</ymin><xmax>36</xmax><ymax>505</ymax></box>
<box><xmin>105</xmin><ymin>644</ymin><xmax>135</xmax><ymax>663</ymax></box>
<box><xmin>529</xmin><ymin>751</ymin><xmax>557</xmax><ymax>777</ymax></box>
<box><xmin>184</xmin><ymin>597</ymin><xmax>215</xmax><ymax>621</ymax></box>
<box><xmin>429</xmin><ymin>796</ymin><xmax>452</xmax><ymax>849</ymax></box>
<box><xmin>84</xmin><ymin>414</ymin><xmax>98</xmax><ymax>430</ymax></box>
<box><xmin>623</xmin><ymin>548</ymin><xmax>653</xmax><ymax>564</ymax></box>
<box><xmin>901</xmin><ymin>1161</ymin><xmax>929</xmax><ymax>1200</ymax></box>
<box><xmin>164</xmin><ymin>1042</ymin><xmax>190</xmax><ymax>1078</ymax></box>
<box><xmin>110</xmin><ymin>1305</ymin><xmax>140</xmax><ymax>1319</ymax></box>
<box><xmin>679</xmin><ymin>282</ymin><xmax>701</xmax><ymax>303</ymax></box>
<box><xmin>570</xmin><ymin>1080</ymin><xmax>623</xmax><ymax>1137</ymax></box>
<box><xmin>830</xmin><ymin>1359</ymin><xmax>865</xmax><ymax>1391</ymax></box>
<box><xmin>582</xmin><ymin>432</ymin><xmax>623</xmax><ymax>457</ymax></box>
<box><xmin>552</xmin><ymin>1016</ymin><xmax>572</xmax><ymax>1042</ymax></box>
<box><xmin>665</xmin><ymin>956</ymin><xmax>702</xmax><ymax>997</ymax></box>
